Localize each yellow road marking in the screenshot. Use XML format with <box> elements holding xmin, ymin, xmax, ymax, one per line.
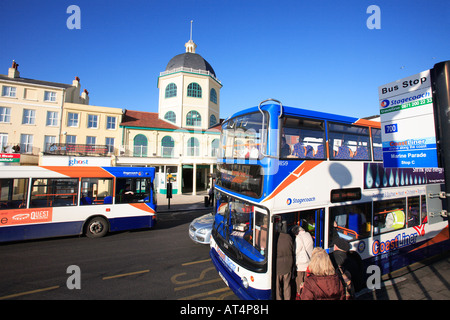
<box><xmin>102</xmin><ymin>269</ymin><xmax>150</xmax><ymax>280</ymax></box>
<box><xmin>0</xmin><ymin>285</ymin><xmax>60</xmax><ymax>300</ymax></box>
<box><xmin>181</xmin><ymin>259</ymin><xmax>211</xmax><ymax>266</ymax></box>
<box><xmin>174</xmin><ymin>277</ymin><xmax>224</xmax><ymax>291</ymax></box>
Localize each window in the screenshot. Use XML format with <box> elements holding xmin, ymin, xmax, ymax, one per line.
<box><xmin>328</xmin><ymin>123</ymin><xmax>371</xmax><ymax>160</ymax></box>
<box><xmin>46</xmin><ymin>111</ymin><xmax>59</xmax><ymax>126</ymax></box>
<box><xmin>66</xmin><ymin>135</ymin><xmax>76</xmax><ymax>144</ymax></box>
<box><xmin>373</xmin><ymin>198</ymin><xmax>406</xmax><ymax>235</ymax></box>
<box><xmin>165</xmin><ymin>83</ymin><xmax>177</xmax><ymax>98</ymax></box>
<box><xmin>2</xmin><ymin>86</ymin><xmax>16</xmax><ymax>97</ymax></box>
<box><xmin>211</xmin><ymin>139</ymin><xmax>219</xmax><ymax>157</ymax></box>
<box><xmin>133</xmin><ymin>134</ymin><xmax>147</xmax><ymax>157</ymax></box>
<box><xmin>222</xmin><ymin>112</ymin><xmax>266</xmax><ymax>159</ymax></box>
<box><xmin>44</xmin><ymin>91</ymin><xmax>56</xmax><ymax>102</ymax></box>
<box><xmin>212</xmin><ymin>193</ymin><xmax>268</xmax><ymax>264</ymax></box>
<box><xmin>372</xmin><ymin>128</ymin><xmax>383</xmax><ymax>161</ymax></box>
<box><xmin>209</xmin><ymin>114</ymin><xmax>217</xmax><ymax>127</ymax></box>
<box><xmin>164</xmin><ymin>111</ymin><xmax>176</xmax><ymax>123</ymax></box>
<box><xmin>161</xmin><ymin>136</ymin><xmax>174</xmax><ymax>158</ymax></box>
<box><xmin>80</xmin><ymin>178</ymin><xmax>113</xmax><ymax>205</ymax></box>
<box><xmin>0</xmin><ymin>178</ymin><xmax>28</xmax><ymax>209</ymax></box>
<box><xmin>22</xmin><ymin>109</ymin><xmax>36</xmax><ymax>125</ymax></box>
<box><xmin>187</xmin><ymin>137</ymin><xmax>199</xmax><ymax>156</ymax></box>
<box><xmin>187</xmin><ymin>83</ymin><xmax>202</xmax><ymax>98</ymax></box>
<box><xmin>44</xmin><ymin>136</ymin><xmax>56</xmax><ymax>152</ymax></box>
<box><xmin>106</xmin><ymin>116</ymin><xmax>116</xmax><ymax>130</ymax></box>
<box><xmin>329</xmin><ymin>203</ymin><xmax>372</xmax><ymax>245</ymax></box>
<box><xmin>106</xmin><ymin>137</ymin><xmax>115</xmax><ymax>153</ymax></box>
<box><xmin>87</xmin><ymin>114</ymin><xmax>98</xmax><ymax>128</ymax></box>
<box><xmin>281</xmin><ymin>117</ymin><xmax>326</xmax><ymax>159</ymax></box>
<box><xmin>68</xmin><ymin>112</ymin><xmax>79</xmax><ymax>127</ymax></box>
<box><xmin>20</xmin><ymin>134</ymin><xmax>33</xmax><ymax>153</ymax></box>
<box><xmin>186</xmin><ymin>110</ymin><xmax>201</xmax><ymax>127</ymax></box>
<box><xmin>30</xmin><ymin>178</ymin><xmax>78</xmax><ymax>207</ymax></box>
<box><xmin>210</xmin><ymin>88</ymin><xmax>217</xmax><ymax>103</ymax></box>
<box><xmin>216</xmin><ymin>163</ymin><xmax>264</xmax><ymax>198</ymax></box>
<box><xmin>116</xmin><ymin>177</ymin><xmax>153</xmax><ymax>204</ymax></box>
<box><xmin>0</xmin><ymin>107</ymin><xmax>11</xmax><ymax>123</ymax></box>
<box><xmin>0</xmin><ymin>133</ymin><xmax>8</xmax><ymax>151</ymax></box>
<box><xmin>86</xmin><ymin>136</ymin><xmax>96</xmax><ymax>145</ymax></box>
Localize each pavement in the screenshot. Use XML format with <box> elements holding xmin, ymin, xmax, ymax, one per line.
<box><xmin>156</xmin><ymin>192</ymin><xmax>450</xmax><ymax>300</ymax></box>
<box><xmin>357</xmin><ymin>249</ymin><xmax>450</xmax><ymax>300</ymax></box>
<box><xmin>157</xmin><ymin>191</ymin><xmax>213</xmax><ymax>213</ymax></box>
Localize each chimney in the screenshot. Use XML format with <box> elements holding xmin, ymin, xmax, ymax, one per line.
<box><xmin>81</xmin><ymin>89</ymin><xmax>89</xmax><ymax>105</ymax></box>
<box><xmin>72</xmin><ymin>76</ymin><xmax>81</xmax><ymax>87</ymax></box>
<box><xmin>8</xmin><ymin>60</ymin><xmax>20</xmax><ymax>78</ymax></box>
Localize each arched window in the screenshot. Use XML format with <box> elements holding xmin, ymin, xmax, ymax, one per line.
<box><xmin>164</xmin><ymin>111</ymin><xmax>176</xmax><ymax>123</ymax></box>
<box><xmin>165</xmin><ymin>83</ymin><xmax>177</xmax><ymax>98</ymax></box>
<box><xmin>187</xmin><ymin>83</ymin><xmax>202</xmax><ymax>98</ymax></box>
<box><xmin>161</xmin><ymin>136</ymin><xmax>175</xmax><ymax>158</ymax></box>
<box><xmin>209</xmin><ymin>114</ymin><xmax>217</xmax><ymax>127</ymax></box>
<box><xmin>187</xmin><ymin>137</ymin><xmax>199</xmax><ymax>156</ymax></box>
<box><xmin>211</xmin><ymin>139</ymin><xmax>219</xmax><ymax>157</ymax></box>
<box><xmin>210</xmin><ymin>88</ymin><xmax>217</xmax><ymax>104</ymax></box>
<box><xmin>186</xmin><ymin>110</ymin><xmax>201</xmax><ymax>127</ymax></box>
<box><xmin>133</xmin><ymin>134</ymin><xmax>147</xmax><ymax>157</ymax></box>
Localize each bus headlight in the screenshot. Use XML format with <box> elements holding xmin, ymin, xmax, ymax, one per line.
<box><xmin>242</xmin><ymin>277</ymin><xmax>249</xmax><ymax>289</ymax></box>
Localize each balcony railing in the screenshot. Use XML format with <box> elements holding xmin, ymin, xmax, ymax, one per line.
<box><xmin>160</xmin><ymin>67</ymin><xmax>221</xmax><ymax>84</ymax></box>
<box><xmin>43</xmin><ymin>143</ymin><xmax>111</xmax><ymax>156</ymax></box>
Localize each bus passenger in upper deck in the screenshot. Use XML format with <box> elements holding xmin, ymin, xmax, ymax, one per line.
<box><xmin>292</xmin><ymin>138</ymin><xmax>305</xmax><ymax>158</ymax></box>
<box><xmin>280</xmin><ymin>136</ymin><xmax>291</xmax><ymax>158</ymax></box>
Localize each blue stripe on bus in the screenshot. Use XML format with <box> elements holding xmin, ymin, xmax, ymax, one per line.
<box><xmin>0</xmin><ymin>215</ymin><xmax>156</xmax><ymax>243</ymax></box>
<box><xmin>210</xmin><ymin>248</ymin><xmax>271</xmax><ymax>300</ymax></box>
<box><xmin>1</xmin><ymin>221</ymin><xmax>84</xmax><ymax>242</ymax></box>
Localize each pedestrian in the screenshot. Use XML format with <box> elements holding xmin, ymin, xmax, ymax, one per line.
<box><xmin>208</xmin><ymin>180</ymin><xmax>215</xmax><ymax>207</ymax></box>
<box><xmin>276</xmin><ymin>221</ymin><xmax>294</xmax><ymax>300</ymax></box>
<box><xmin>292</xmin><ymin>225</ymin><xmax>314</xmax><ymax>295</ymax></box>
<box><xmin>299</xmin><ymin>247</ymin><xmax>346</xmax><ymax>300</ymax></box>
<box><xmin>330</xmin><ymin>230</ymin><xmax>364</xmax><ymax>299</ymax></box>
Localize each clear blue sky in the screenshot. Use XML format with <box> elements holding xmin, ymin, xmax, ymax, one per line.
<box><xmin>1</xmin><ymin>0</ymin><xmax>449</xmax><ymax>120</ymax></box>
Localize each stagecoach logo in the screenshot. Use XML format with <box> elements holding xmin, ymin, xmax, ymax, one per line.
<box><xmin>380</xmin><ymin>99</ymin><xmax>390</xmax><ymax>108</ymax></box>
<box><xmin>286</xmin><ymin>197</ymin><xmax>316</xmax><ymax>206</ymax></box>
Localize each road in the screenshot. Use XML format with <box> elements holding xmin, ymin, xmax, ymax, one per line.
<box><xmin>0</xmin><ymin>209</ymin><xmax>238</xmax><ymax>300</ymax></box>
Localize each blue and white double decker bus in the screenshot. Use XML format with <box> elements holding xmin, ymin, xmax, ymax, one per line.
<box><xmin>210</xmin><ymin>99</ymin><xmax>449</xmax><ymax>300</ymax></box>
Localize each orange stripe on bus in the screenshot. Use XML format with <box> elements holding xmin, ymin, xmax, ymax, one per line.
<box><xmin>129</xmin><ymin>203</ymin><xmax>156</xmax><ymax>214</ymax></box>
<box><xmin>41</xmin><ymin>166</ymin><xmax>114</xmax><ymax>178</ymax></box>
<box><xmin>263</xmin><ymin>160</ymin><xmax>323</xmax><ymax>203</ymax></box>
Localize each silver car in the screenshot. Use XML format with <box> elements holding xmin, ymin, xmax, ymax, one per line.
<box><xmin>189</xmin><ymin>212</ymin><xmax>214</xmax><ymax>244</ymax></box>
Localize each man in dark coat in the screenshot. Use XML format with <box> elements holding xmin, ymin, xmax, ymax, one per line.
<box><xmin>330</xmin><ymin>230</ymin><xmax>364</xmax><ymax>297</ymax></box>
<box><xmin>276</xmin><ymin>222</ymin><xmax>294</xmax><ymax>300</ymax></box>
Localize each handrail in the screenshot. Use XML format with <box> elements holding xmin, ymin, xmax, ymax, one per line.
<box><xmin>257</xmin><ymin>99</ymin><xmax>283</xmax><ymax>158</ymax></box>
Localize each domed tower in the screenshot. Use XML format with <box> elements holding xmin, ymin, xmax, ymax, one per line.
<box><xmin>157</xmin><ymin>32</ymin><xmax>222</xmax><ymax>130</ymax></box>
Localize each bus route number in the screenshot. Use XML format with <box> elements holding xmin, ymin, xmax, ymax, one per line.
<box><xmin>384</xmin><ymin>123</ymin><xmax>398</xmax><ymax>134</ymax></box>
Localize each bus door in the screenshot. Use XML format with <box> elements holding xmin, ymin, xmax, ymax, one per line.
<box><xmin>297</xmin><ymin>208</ymin><xmax>325</xmax><ymax>248</ymax></box>
<box><xmin>277</xmin><ymin>208</ymin><xmax>325</xmax><ymax>247</ymax></box>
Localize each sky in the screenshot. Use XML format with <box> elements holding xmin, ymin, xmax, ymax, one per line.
<box><xmin>0</xmin><ymin>0</ymin><xmax>449</xmax><ymax>120</ymax></box>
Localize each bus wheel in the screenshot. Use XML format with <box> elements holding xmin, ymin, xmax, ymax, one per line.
<box><xmin>85</xmin><ymin>216</ymin><xmax>109</xmax><ymax>238</ymax></box>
